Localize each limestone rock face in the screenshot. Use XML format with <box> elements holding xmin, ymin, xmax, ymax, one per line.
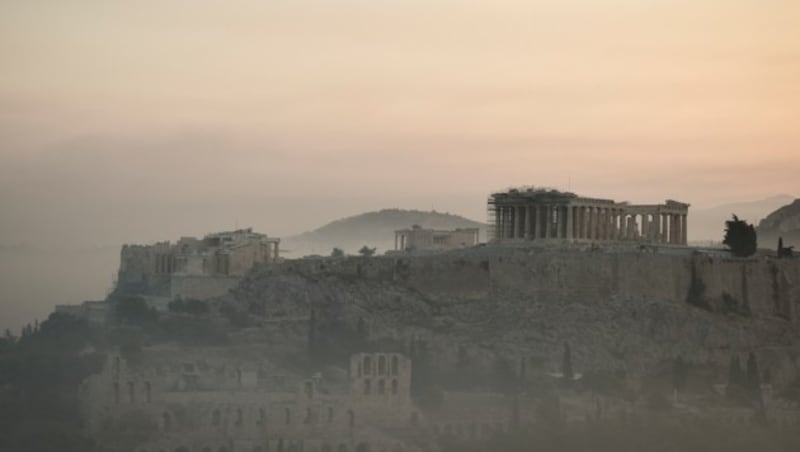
<box><xmin>227</xmin><ymin>247</ymin><xmax>800</xmax><ymax>390</ymax></box>
<box><xmin>757</xmin><ymin>199</ymin><xmax>800</xmax><ymax>248</ymax></box>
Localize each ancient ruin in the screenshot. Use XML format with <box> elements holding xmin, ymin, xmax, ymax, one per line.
<box><xmin>488</xmin><ymin>188</ymin><xmax>689</xmax><ymax>245</ymax></box>
<box><xmin>393</xmin><ymin>225</ymin><xmax>480</xmax><ymax>252</ymax></box>
<box><xmin>116</xmin><ymin>228</ymin><xmax>280</xmax><ymax>303</ymax></box>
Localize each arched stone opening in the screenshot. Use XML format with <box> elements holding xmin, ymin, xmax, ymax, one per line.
<box><xmin>378</xmin><ymin>356</ymin><xmax>386</xmax><ymax>375</ymax></box>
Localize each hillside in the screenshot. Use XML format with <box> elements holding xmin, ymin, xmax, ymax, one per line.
<box><xmin>757</xmin><ymin>199</ymin><xmax>800</xmax><ymax>249</ymax></box>
<box><xmin>282</xmin><ymin>209</ymin><xmax>486</xmax><ymax>257</ymax></box>
<box><xmin>690</xmin><ymin>195</ymin><xmax>795</xmax><ymax>242</ymax></box>
<box><xmin>228</xmin><ymin>246</ymin><xmax>800</xmax><ymax>388</ymax></box>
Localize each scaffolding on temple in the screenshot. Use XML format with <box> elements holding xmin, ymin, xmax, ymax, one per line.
<box><xmin>486</xmin><ymin>194</ymin><xmax>498</xmax><ymax>242</ymax></box>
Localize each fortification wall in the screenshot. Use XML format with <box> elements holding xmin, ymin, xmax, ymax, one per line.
<box><xmin>287</xmin><ymin>247</ymin><xmax>800</xmax><ymax>324</ymax></box>
<box><xmin>170</xmin><ymin>275</ymin><xmax>240</xmax><ymax>300</ymax></box>
<box><xmin>279</xmin><ymin>247</ymin><xmax>800</xmax><ymax>385</ymax></box>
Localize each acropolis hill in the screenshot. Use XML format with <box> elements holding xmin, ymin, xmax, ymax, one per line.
<box><xmin>51</xmin><ymin>189</ymin><xmax>800</xmax><ymax>452</ymax></box>
<box><xmin>228</xmin><ymin>243</ymin><xmax>800</xmax><ymax>383</ymax></box>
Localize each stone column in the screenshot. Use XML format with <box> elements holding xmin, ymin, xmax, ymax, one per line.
<box><xmin>627</xmin><ymin>215</ymin><xmax>635</xmax><ymax>240</ymax></box>
<box><xmin>681</xmin><ymin>214</ymin><xmax>688</xmax><ymax>245</ymax></box>
<box><xmin>642</xmin><ymin>214</ymin><xmax>650</xmax><ymax>240</ymax></box>
<box><xmin>579</xmin><ymin>207</ymin><xmax>586</xmax><ymax>239</ymax></box>
<box><xmin>494</xmin><ymin>207</ymin><xmax>502</xmax><ymax>240</ymax></box>
<box><xmin>596</xmin><ymin>208</ymin><xmax>604</xmax><ymax>240</ymax></box>
<box><xmin>544</xmin><ymin>205</ymin><xmax>552</xmax><ymax>239</ymax></box>
<box><xmin>526</xmin><ymin>204</ymin><xmax>534</xmax><ymax>239</ymax></box>
<box><xmin>555</xmin><ymin>206</ymin><xmax>562</xmax><ymax>239</ymax></box>
<box><xmin>515</xmin><ymin>206</ymin><xmax>525</xmax><ymax>239</ymax></box>
<box><xmin>506</xmin><ymin>207</ymin><xmax>514</xmax><ymax>239</ymax></box>
<box><xmin>668</xmin><ymin>214</ymin><xmax>675</xmax><ymax>244</ymax></box>
<box><xmin>661</xmin><ymin>214</ymin><xmax>668</xmax><ymax>243</ymax></box>
<box><xmin>509</xmin><ymin>206</ymin><xmax>517</xmax><ymax>239</ymax></box>
<box><xmin>566</xmin><ymin>205</ymin><xmax>574</xmax><ymax>240</ymax></box>
<box><xmin>653</xmin><ymin>212</ymin><xmax>663</xmax><ymax>243</ymax></box>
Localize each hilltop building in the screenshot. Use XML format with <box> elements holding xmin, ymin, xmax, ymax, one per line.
<box><xmin>116</xmin><ymin>228</ymin><xmax>280</xmax><ymax>304</ymax></box>
<box><xmin>488</xmin><ymin>188</ymin><xmax>689</xmax><ymax>245</ymax></box>
<box><xmin>394</xmin><ymin>225</ymin><xmax>480</xmax><ymax>251</ymax></box>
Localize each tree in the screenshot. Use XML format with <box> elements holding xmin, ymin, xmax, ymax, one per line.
<box><xmin>330</xmin><ymin>247</ymin><xmax>345</xmax><ymax>258</ymax></box>
<box><xmin>115</xmin><ymin>296</ymin><xmax>157</xmax><ymax>326</ymax></box>
<box><xmin>358</xmin><ymin>245</ymin><xmax>376</xmax><ymax>257</ymax></box>
<box><xmin>723</xmin><ymin>215</ymin><xmax>757</xmax><ymax>257</ymax></box>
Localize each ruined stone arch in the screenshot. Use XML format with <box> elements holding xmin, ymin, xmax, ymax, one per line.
<box><xmin>391</xmin><ymin>356</ymin><xmax>399</xmax><ymax>376</ymax></box>
<box><xmin>378</xmin><ymin>355</ymin><xmax>386</xmax><ymax>375</ymax></box>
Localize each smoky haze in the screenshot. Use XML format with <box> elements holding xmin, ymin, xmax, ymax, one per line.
<box><xmin>1</xmin><ymin>1</ymin><xmax>799</xmax><ymax>331</ymax></box>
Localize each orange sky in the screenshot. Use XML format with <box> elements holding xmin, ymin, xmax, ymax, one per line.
<box><xmin>1</xmin><ymin>0</ymin><xmax>799</xmax><ymax>334</ymax></box>
<box><xmin>1</xmin><ymin>0</ymin><xmax>799</xmax><ymax>240</ymax></box>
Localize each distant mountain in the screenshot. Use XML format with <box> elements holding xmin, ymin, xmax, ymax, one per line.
<box><xmin>756</xmin><ymin>199</ymin><xmax>800</xmax><ymax>249</ymax></box>
<box><xmin>689</xmin><ymin>195</ymin><xmax>795</xmax><ymax>242</ymax></box>
<box><xmin>283</xmin><ymin>209</ymin><xmax>486</xmax><ymax>257</ymax></box>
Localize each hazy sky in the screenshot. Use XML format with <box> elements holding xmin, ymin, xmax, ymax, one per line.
<box><xmin>1</xmin><ymin>1</ymin><xmax>799</xmax><ymax>330</ymax></box>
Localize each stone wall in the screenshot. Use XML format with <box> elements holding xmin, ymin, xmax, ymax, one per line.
<box><xmin>170</xmin><ymin>275</ymin><xmax>241</xmax><ymax>300</ymax></box>
<box><xmin>271</xmin><ymin>245</ymin><xmax>800</xmax><ymax>387</ymax></box>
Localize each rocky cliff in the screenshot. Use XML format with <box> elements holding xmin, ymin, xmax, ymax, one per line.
<box><xmin>757</xmin><ymin>199</ymin><xmax>800</xmax><ymax>249</ymax></box>
<box><xmin>225</xmin><ymin>245</ymin><xmax>800</xmax><ymax>391</ymax></box>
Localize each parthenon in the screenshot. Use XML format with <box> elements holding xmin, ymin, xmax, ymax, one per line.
<box><xmin>488</xmin><ymin>188</ymin><xmax>689</xmax><ymax>245</ymax></box>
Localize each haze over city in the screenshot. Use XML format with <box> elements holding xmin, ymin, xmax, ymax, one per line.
<box><xmin>1</xmin><ymin>1</ymin><xmax>799</xmax><ymax>337</ymax></box>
